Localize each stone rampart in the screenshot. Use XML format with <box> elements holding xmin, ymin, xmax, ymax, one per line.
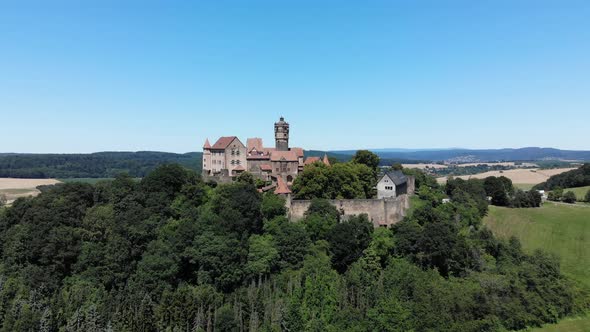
<box><xmin>289</xmin><ymin>195</ymin><xmax>410</xmax><ymax>227</ymax></box>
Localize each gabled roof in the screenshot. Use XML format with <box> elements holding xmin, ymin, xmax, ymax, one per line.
<box><xmin>247</xmin><ymin>138</ymin><xmax>263</xmax><ymax>152</ymax></box>
<box><xmin>270</xmin><ymin>150</ymin><xmax>298</xmax><ymax>162</ymax></box>
<box><xmin>233</xmin><ymin>165</ymin><xmax>245</xmax><ymax>171</ymax></box>
<box><xmin>380</xmin><ymin>170</ymin><xmax>408</xmax><ymax>186</ymax></box>
<box><xmin>274</xmin><ymin>176</ymin><xmax>292</xmax><ymax>195</ymax></box>
<box><xmin>304</xmin><ymin>156</ymin><xmax>321</xmax><ymax>165</ymax></box>
<box><xmin>211</xmin><ymin>136</ymin><xmax>240</xmax><ymax>149</ymax></box>
<box><xmin>203</xmin><ymin>138</ymin><xmax>211</xmax><ymax>149</ymax></box>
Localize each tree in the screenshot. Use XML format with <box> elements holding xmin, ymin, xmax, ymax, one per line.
<box><xmin>585</xmin><ymin>189</ymin><xmax>590</xmax><ymax>203</ymax></box>
<box><xmin>0</xmin><ymin>193</ymin><xmax>6</xmax><ymax>207</ymax></box>
<box><xmin>327</xmin><ymin>214</ymin><xmax>373</xmax><ymax>273</ymax></box>
<box><xmin>303</xmin><ymin>198</ymin><xmax>340</xmax><ymax>242</ymax></box>
<box><xmin>304</xmin><ymin>198</ymin><xmax>340</xmax><ymax>221</ymax></box>
<box><xmin>246</xmin><ymin>234</ymin><xmax>279</xmax><ymax>278</ymax></box>
<box><xmin>352</xmin><ymin>150</ymin><xmax>380</xmax><ymax>172</ymax></box>
<box><xmin>236</xmin><ymin>171</ymin><xmax>255</xmax><ymax>185</ymax></box>
<box><xmin>390</xmin><ymin>163</ymin><xmax>403</xmax><ymax>171</ymax></box>
<box><xmin>483</xmin><ymin>176</ymin><xmax>512</xmax><ymax>206</ymax></box>
<box><xmin>562</xmin><ymin>191</ymin><xmax>577</xmax><ymax>204</ymax></box>
<box><xmin>547</xmin><ymin>188</ymin><xmax>563</xmax><ymax>201</ymax></box>
<box><xmin>260</xmin><ymin>193</ymin><xmax>286</xmax><ymax>220</ymax></box>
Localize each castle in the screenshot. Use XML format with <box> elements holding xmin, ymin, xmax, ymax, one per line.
<box><xmin>202</xmin><ymin>117</ymin><xmax>330</xmax><ymax>193</ymax></box>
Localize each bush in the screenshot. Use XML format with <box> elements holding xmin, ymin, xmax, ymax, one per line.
<box><xmin>562</xmin><ymin>191</ymin><xmax>577</xmax><ymax>204</ymax></box>
<box><xmin>586</xmin><ymin>189</ymin><xmax>590</xmax><ymax>203</ymax></box>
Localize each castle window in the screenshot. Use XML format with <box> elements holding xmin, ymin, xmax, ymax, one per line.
<box><xmin>231</xmin><ymin>160</ymin><xmax>235</xmax><ymax>165</ymax></box>
<box><xmin>236</xmin><ymin>160</ymin><xmax>240</xmax><ymax>165</ymax></box>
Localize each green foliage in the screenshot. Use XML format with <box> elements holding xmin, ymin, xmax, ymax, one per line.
<box><xmin>548</xmin><ymin>188</ymin><xmax>563</xmax><ymax>201</ymax></box>
<box><xmin>511</xmin><ymin>189</ymin><xmax>542</xmax><ymax>208</ymax></box>
<box><xmin>483</xmin><ymin>176</ymin><xmax>513</xmax><ymax>206</ymax></box>
<box><xmin>292</xmin><ymin>159</ymin><xmax>376</xmax><ymax>199</ymax></box>
<box><xmin>351</xmin><ymin>150</ymin><xmax>380</xmax><ymax>172</ymax></box>
<box><xmin>327</xmin><ymin>215</ymin><xmax>373</xmax><ymax>273</ymax></box>
<box><xmin>586</xmin><ymin>189</ymin><xmax>590</xmax><ymax>203</ymax></box>
<box><xmin>0</xmin><ymin>163</ymin><xmax>583</xmax><ymax>331</ymax></box>
<box><xmin>302</xmin><ymin>198</ymin><xmax>340</xmax><ymax>242</ymax></box>
<box><xmin>260</xmin><ymin>193</ymin><xmax>286</xmax><ymax>220</ymax></box>
<box><xmin>534</xmin><ymin>163</ymin><xmax>590</xmax><ymax>190</ymax></box>
<box><xmin>0</xmin><ymin>151</ymin><xmax>202</xmax><ymax>178</ymax></box>
<box><xmin>562</xmin><ymin>191</ymin><xmax>577</xmax><ymax>204</ymax></box>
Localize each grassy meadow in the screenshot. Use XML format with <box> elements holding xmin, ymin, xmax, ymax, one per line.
<box><xmin>562</xmin><ymin>186</ymin><xmax>590</xmax><ymax>201</ymax></box>
<box><xmin>484</xmin><ymin>203</ymin><xmax>590</xmax><ymax>331</ymax></box>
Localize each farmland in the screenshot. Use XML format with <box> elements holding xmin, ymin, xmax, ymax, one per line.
<box><xmin>562</xmin><ymin>186</ymin><xmax>590</xmax><ymax>201</ymax></box>
<box><xmin>484</xmin><ymin>203</ymin><xmax>590</xmax><ymax>331</ymax></box>
<box><xmin>0</xmin><ymin>178</ymin><xmax>61</xmax><ymax>203</ymax></box>
<box><xmin>437</xmin><ymin>167</ymin><xmax>577</xmax><ymax>186</ymax></box>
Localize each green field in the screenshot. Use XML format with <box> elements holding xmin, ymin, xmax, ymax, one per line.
<box><xmin>514</xmin><ymin>183</ymin><xmax>536</xmax><ymax>190</ymax></box>
<box><xmin>529</xmin><ymin>314</ymin><xmax>590</xmax><ymax>332</ymax></box>
<box><xmin>58</xmin><ymin>178</ymin><xmax>115</xmax><ymax>184</ymax></box>
<box><xmin>562</xmin><ymin>186</ymin><xmax>590</xmax><ymax>201</ymax></box>
<box><xmin>58</xmin><ymin>177</ymin><xmax>141</xmax><ymax>184</ymax></box>
<box><xmin>484</xmin><ymin>203</ymin><xmax>590</xmax><ymax>331</ymax></box>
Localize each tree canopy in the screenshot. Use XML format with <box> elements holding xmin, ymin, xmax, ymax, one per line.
<box><xmin>0</xmin><ymin>164</ymin><xmax>584</xmax><ymax>331</ymax></box>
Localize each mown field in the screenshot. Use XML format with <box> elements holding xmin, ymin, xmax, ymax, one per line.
<box><xmin>562</xmin><ymin>186</ymin><xmax>590</xmax><ymax>201</ymax></box>
<box><xmin>484</xmin><ymin>203</ymin><xmax>590</xmax><ymax>331</ymax></box>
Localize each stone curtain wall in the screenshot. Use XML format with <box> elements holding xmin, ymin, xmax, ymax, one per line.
<box><xmin>289</xmin><ymin>195</ymin><xmax>410</xmax><ymax>227</ymax></box>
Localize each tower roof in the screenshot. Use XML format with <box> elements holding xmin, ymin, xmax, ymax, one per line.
<box><xmin>275</xmin><ymin>116</ymin><xmax>288</xmax><ymax>125</ymax></box>
<box><xmin>274</xmin><ymin>176</ymin><xmax>292</xmax><ymax>195</ymax></box>
<box><xmin>203</xmin><ymin>138</ymin><xmax>211</xmax><ymax>149</ymax></box>
<box><xmin>322</xmin><ymin>154</ymin><xmax>331</xmax><ymax>166</ymax></box>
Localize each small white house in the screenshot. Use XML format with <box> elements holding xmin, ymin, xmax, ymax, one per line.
<box><xmin>377</xmin><ymin>170</ymin><xmax>409</xmax><ymax>199</ymax></box>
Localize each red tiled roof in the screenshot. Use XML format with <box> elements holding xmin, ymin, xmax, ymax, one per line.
<box><xmin>291</xmin><ymin>147</ymin><xmax>304</xmax><ymax>157</ymax></box>
<box><xmin>247</xmin><ymin>138</ymin><xmax>263</xmax><ymax>152</ymax></box>
<box><xmin>260</xmin><ymin>164</ymin><xmax>273</xmax><ymax>171</ymax></box>
<box><xmin>270</xmin><ymin>150</ymin><xmax>298</xmax><ymax>162</ymax></box>
<box><xmin>233</xmin><ymin>165</ymin><xmax>245</xmax><ymax>171</ymax></box>
<box><xmin>211</xmin><ymin>136</ymin><xmax>238</xmax><ymax>149</ymax></box>
<box><xmin>203</xmin><ymin>138</ymin><xmax>211</xmax><ymax>149</ymax></box>
<box><xmin>274</xmin><ymin>176</ymin><xmax>292</xmax><ymax>195</ymax></box>
<box><xmin>304</xmin><ymin>156</ymin><xmax>321</xmax><ymax>165</ymax></box>
<box><xmin>247</xmin><ymin>149</ymin><xmax>270</xmax><ymax>160</ymax></box>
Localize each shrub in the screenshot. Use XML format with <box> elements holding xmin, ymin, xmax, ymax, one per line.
<box><xmin>562</xmin><ymin>191</ymin><xmax>577</xmax><ymax>204</ymax></box>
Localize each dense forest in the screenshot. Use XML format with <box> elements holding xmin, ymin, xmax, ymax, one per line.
<box><xmin>534</xmin><ymin>163</ymin><xmax>590</xmax><ymax>190</ymax></box>
<box><xmin>0</xmin><ymin>158</ymin><xmax>587</xmax><ymax>331</ymax></box>
<box><xmin>0</xmin><ymin>152</ymin><xmax>202</xmax><ymax>178</ymax></box>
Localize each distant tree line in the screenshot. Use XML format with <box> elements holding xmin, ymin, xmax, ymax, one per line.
<box><xmin>534</xmin><ymin>163</ymin><xmax>590</xmax><ymax>190</ymax></box>
<box><xmin>0</xmin><ymin>152</ymin><xmax>202</xmax><ymax>178</ymax></box>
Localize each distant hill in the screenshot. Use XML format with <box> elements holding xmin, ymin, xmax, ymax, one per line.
<box><xmin>0</xmin><ymin>151</ymin><xmax>202</xmax><ymax>178</ymax></box>
<box><xmin>331</xmin><ymin>147</ymin><xmax>590</xmax><ymax>163</ymax></box>
<box><xmin>2</xmin><ymin>147</ymin><xmax>589</xmax><ymax>179</ymax></box>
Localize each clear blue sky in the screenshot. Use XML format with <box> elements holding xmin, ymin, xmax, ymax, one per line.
<box><xmin>1</xmin><ymin>0</ymin><xmax>588</xmax><ymax>153</ymax></box>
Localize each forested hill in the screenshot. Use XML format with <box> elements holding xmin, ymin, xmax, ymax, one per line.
<box><xmin>332</xmin><ymin>147</ymin><xmax>590</xmax><ymax>162</ymax></box>
<box><xmin>0</xmin><ymin>164</ymin><xmax>584</xmax><ymax>331</ymax></box>
<box><xmin>0</xmin><ymin>151</ymin><xmax>202</xmax><ymax>178</ymax></box>
<box><xmin>534</xmin><ymin>163</ymin><xmax>590</xmax><ymax>190</ymax></box>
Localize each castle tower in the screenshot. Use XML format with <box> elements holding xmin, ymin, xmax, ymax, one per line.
<box><xmin>274</xmin><ymin>117</ymin><xmax>289</xmax><ymax>151</ymax></box>
<box><xmin>202</xmin><ymin>138</ymin><xmax>212</xmax><ymax>176</ymax></box>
